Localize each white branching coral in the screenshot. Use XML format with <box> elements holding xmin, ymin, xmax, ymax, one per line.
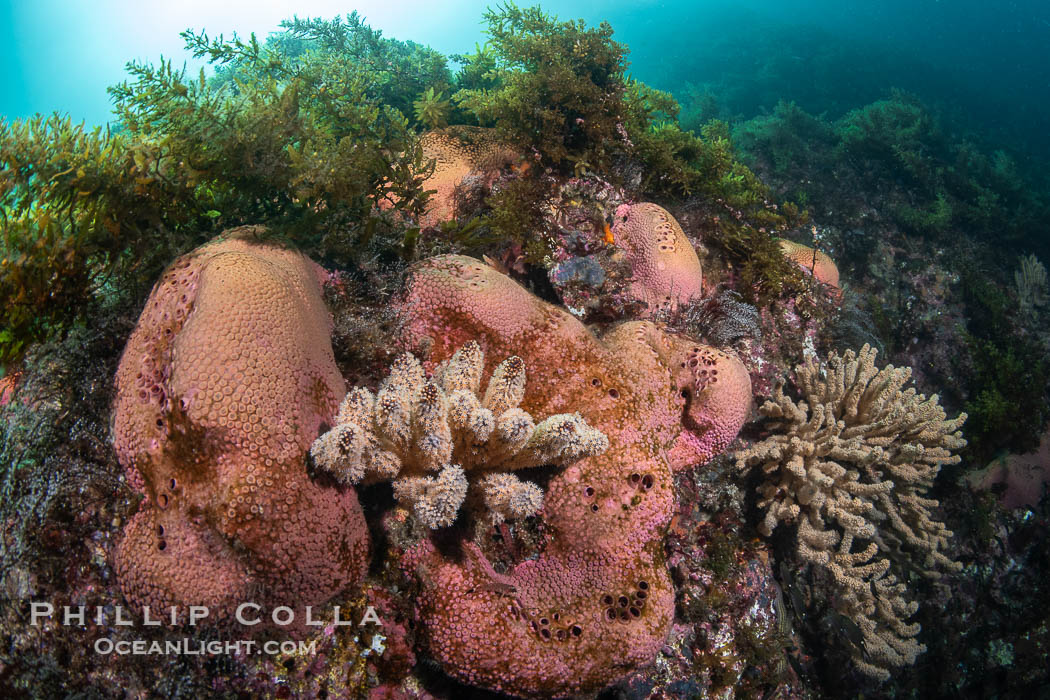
<box><xmin>735</xmin><ymin>344</ymin><xmax>966</xmax><ymax>681</ymax></box>
<box><xmin>311</xmin><ymin>341</ymin><xmax>609</xmax><ymax>528</ymax></box>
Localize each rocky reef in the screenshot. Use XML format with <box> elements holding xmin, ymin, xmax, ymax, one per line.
<box><xmin>392</xmin><ymin>254</ymin><xmax>750</xmax><ymax>696</ymax></box>
<box><xmin>3</xmin><ymin>4</ymin><xmax>1049</xmax><ymax>699</ymax></box>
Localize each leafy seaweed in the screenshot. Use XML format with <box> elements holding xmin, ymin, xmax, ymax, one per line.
<box><xmin>1</xmin><ymin>15</ymin><xmax>447</xmax><ymax>366</ymax></box>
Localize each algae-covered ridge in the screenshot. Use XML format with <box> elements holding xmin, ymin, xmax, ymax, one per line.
<box><xmin>0</xmin><ymin>4</ymin><xmax>804</xmax><ymax>368</ymax></box>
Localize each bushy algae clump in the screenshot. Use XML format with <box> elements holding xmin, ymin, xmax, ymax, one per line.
<box><xmin>0</xmin><ymin>13</ymin><xmax>441</xmax><ymax>365</ymax></box>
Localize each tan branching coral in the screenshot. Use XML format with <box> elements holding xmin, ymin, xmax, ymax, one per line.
<box><xmin>311</xmin><ymin>341</ymin><xmax>609</xmax><ymax>527</ymax></box>
<box><xmin>1015</xmin><ymin>253</ymin><xmax>1048</xmax><ymax>316</ymax></box>
<box><xmin>735</xmin><ymin>344</ymin><xmax>966</xmax><ymax>680</ymax></box>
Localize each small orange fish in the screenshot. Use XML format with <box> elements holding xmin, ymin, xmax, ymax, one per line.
<box><xmin>603</xmin><ymin>222</ymin><xmax>614</xmax><ymax>245</ymax></box>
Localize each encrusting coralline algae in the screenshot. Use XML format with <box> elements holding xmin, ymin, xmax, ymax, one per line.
<box><xmin>100</xmin><ymin>125</ymin><xmax>972</xmax><ymax>694</ymax></box>
<box><xmin>111</xmin><ymin>229</ymin><xmax>369</xmax><ymax>624</ymax></box>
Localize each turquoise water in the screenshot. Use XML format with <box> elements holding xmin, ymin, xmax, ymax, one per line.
<box><xmin>4</xmin><ymin>0</ymin><xmax>1047</xmax><ymax>162</ymax></box>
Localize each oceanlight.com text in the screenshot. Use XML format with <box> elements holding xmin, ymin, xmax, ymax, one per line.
<box><xmin>94</xmin><ymin>638</ymin><xmax>318</xmax><ymax>656</ymax></box>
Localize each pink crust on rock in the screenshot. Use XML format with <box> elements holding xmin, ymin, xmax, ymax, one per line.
<box><xmin>414</xmin><ymin>126</ymin><xmax>521</xmax><ymax>228</ymax></box>
<box><xmin>611</xmin><ymin>202</ymin><xmax>703</xmax><ymax>315</ymax></box>
<box><xmin>397</xmin><ymin>255</ymin><xmax>749</xmax><ymax>697</ymax></box>
<box><xmin>967</xmin><ymin>421</ymin><xmax>1050</xmax><ymax>509</ymax></box>
<box><xmin>112</xmin><ymin>228</ymin><xmax>368</xmax><ymax>622</ymax></box>
<box><xmin>666</xmin><ymin>341</ymin><xmax>754</xmax><ymax>468</ymax></box>
<box><xmin>778</xmin><ymin>239</ymin><xmax>840</xmax><ymax>289</ymax></box>
<box><xmin>0</xmin><ymin>372</ymin><xmax>19</xmax><ymax>406</ymax></box>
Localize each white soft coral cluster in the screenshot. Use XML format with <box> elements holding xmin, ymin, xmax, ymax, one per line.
<box><xmin>311</xmin><ymin>341</ymin><xmax>608</xmax><ymax>528</ymax></box>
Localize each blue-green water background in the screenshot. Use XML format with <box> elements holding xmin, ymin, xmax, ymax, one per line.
<box><xmin>3</xmin><ymin>0</ymin><xmax>1047</xmax><ymax>165</ymax></box>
